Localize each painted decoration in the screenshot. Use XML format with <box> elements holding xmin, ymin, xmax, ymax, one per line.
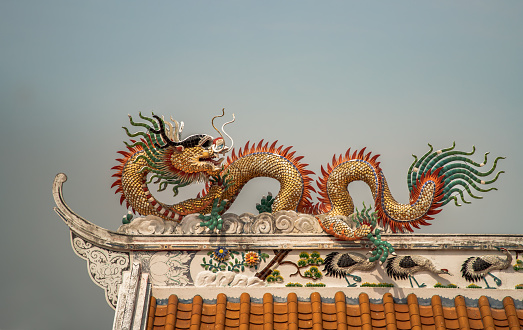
<box><xmin>461</xmin><ymin>247</ymin><xmax>513</xmax><ymax>289</ymax></box>
<box><xmin>385</xmin><ymin>255</ymin><xmax>451</xmax><ymax>288</ymax></box>
<box><xmin>323</xmin><ymin>252</ymin><xmax>378</xmax><ymax>287</ymax></box>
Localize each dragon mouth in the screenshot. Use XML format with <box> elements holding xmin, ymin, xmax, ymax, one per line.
<box><xmin>200</xmin><ymin>155</ymin><xmax>224</xmax><ymax>170</ymax></box>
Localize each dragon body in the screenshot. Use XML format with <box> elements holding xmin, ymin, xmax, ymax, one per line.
<box><xmin>113</xmin><ymin>112</ymin><xmax>504</xmax><ymax>240</ymax></box>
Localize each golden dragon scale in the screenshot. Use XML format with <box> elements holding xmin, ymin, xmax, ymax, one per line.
<box><xmin>112</xmin><ymin>113</ymin><xmax>504</xmax><ymax>240</ymax></box>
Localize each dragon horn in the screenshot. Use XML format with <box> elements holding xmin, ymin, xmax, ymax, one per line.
<box><xmin>170</xmin><ymin>116</ymin><xmax>183</xmax><ymax>142</ymax></box>
<box><xmin>151</xmin><ymin>114</ymin><xmax>178</xmax><ymax>149</ymax></box>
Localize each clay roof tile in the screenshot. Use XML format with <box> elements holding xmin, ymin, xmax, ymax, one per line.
<box><xmin>443</xmin><ymin>307</ymin><xmax>458</xmax><ymax>320</ymax></box>
<box><xmin>346</xmin><ymin>304</ymin><xmax>361</xmax><ymax>317</ymax></box>
<box><xmin>396</xmin><ymin>319</ymin><xmax>412</xmax><ymax>330</ymax></box>
<box><xmin>322</xmin><ymin>303</ymin><xmax>336</xmax><ymax>314</ymax></box>
<box><xmin>156</xmin><ymin>306</ymin><xmax>168</xmax><ymax>317</ymax></box>
<box><xmin>145</xmin><ymin>292</ymin><xmax>523</xmax><ymax>330</ymax></box>
<box><xmin>273</xmin><ymin>302</ymin><xmax>287</xmax><ymax>315</ymax></box>
<box><xmin>202</xmin><ymin>304</ymin><xmax>216</xmax><ymax>316</ymax></box>
<box><xmin>467</xmin><ymin>307</ymin><xmax>482</xmax><ymax>320</ymax></box>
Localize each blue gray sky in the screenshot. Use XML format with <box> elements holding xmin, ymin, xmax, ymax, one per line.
<box><xmin>1</xmin><ymin>1</ymin><xmax>522</xmax><ymax>329</ymax></box>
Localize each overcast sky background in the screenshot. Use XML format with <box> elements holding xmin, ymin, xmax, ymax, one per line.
<box><xmin>1</xmin><ymin>1</ymin><xmax>522</xmax><ymax>329</ymax></box>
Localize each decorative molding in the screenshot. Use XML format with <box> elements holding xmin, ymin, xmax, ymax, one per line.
<box><xmin>71</xmin><ymin>233</ymin><xmax>130</xmax><ymax>308</ymax></box>
<box><xmin>195</xmin><ymin>271</ymin><xmax>264</xmax><ymax>287</ymax></box>
<box><xmin>117</xmin><ymin>211</ymin><xmax>324</xmax><ymax>235</ymax></box>
<box><xmin>112</xmin><ymin>262</ymin><xmax>151</xmax><ymax>330</ymax></box>
<box><xmin>117</xmin><ymin>215</ymin><xmax>177</xmax><ymax>235</ymax></box>
<box><xmin>54</xmin><ymin>174</ymin><xmax>523</xmax><ymax>252</ymax></box>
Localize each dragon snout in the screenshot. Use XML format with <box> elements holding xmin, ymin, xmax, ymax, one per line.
<box><xmin>212</xmin><ymin>137</ymin><xmax>232</xmax><ymax>155</ymax></box>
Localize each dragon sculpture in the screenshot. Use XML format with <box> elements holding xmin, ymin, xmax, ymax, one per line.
<box><xmin>112</xmin><ymin>111</ymin><xmax>504</xmax><ymax>240</ymax></box>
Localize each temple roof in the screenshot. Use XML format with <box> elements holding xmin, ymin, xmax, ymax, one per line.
<box><xmin>53</xmin><ymin>174</ymin><xmax>523</xmax><ymax>330</ymax></box>
<box><xmin>146</xmin><ymin>291</ymin><xmax>523</xmax><ymax>330</ymax></box>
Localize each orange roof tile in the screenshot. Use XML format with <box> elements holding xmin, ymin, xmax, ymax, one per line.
<box><xmin>147</xmin><ymin>292</ymin><xmax>523</xmax><ymax>330</ymax></box>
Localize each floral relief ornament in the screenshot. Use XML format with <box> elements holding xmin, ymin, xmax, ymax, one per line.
<box><xmin>244</xmin><ymin>251</ymin><xmax>260</xmax><ymax>267</ymax></box>
<box><xmin>244</xmin><ymin>250</ymin><xmax>269</xmax><ymax>270</ymax></box>
<box><xmin>202</xmin><ymin>247</ymin><xmax>243</xmax><ymax>273</ymax></box>
<box><xmin>201</xmin><ymin>247</ymin><xmax>269</xmax><ymax>273</ymax></box>
<box><xmin>212</xmin><ymin>247</ymin><xmax>231</xmax><ymax>262</ymax></box>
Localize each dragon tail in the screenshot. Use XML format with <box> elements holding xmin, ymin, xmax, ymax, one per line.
<box><xmin>407</xmin><ymin>143</ymin><xmax>505</xmax><ymax>207</ymax></box>
<box><xmin>380</xmin><ymin>143</ymin><xmax>504</xmax><ymax>232</ymax></box>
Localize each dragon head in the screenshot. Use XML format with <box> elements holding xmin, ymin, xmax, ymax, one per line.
<box><xmin>167</xmin><ymin>132</ymin><xmax>225</xmax><ymax>177</ymax></box>
<box><xmin>118</xmin><ymin>111</ymin><xmax>235</xmax><ymax>198</ymax></box>
<box><xmin>149</xmin><ymin>112</ymin><xmax>234</xmax><ymax>182</ymax></box>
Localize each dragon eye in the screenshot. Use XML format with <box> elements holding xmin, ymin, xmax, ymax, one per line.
<box><xmin>201</xmin><ymin>138</ymin><xmax>212</xmax><ymax>148</ymax></box>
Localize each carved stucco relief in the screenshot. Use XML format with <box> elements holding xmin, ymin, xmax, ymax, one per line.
<box><xmin>71</xmin><ymin>233</ymin><xmax>130</xmax><ymax>308</ymax></box>
<box><xmin>132</xmin><ymin>251</ymin><xmax>195</xmax><ymax>287</ymax></box>
<box><xmin>117</xmin><ymin>211</ymin><xmax>325</xmax><ymax>235</ymax></box>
